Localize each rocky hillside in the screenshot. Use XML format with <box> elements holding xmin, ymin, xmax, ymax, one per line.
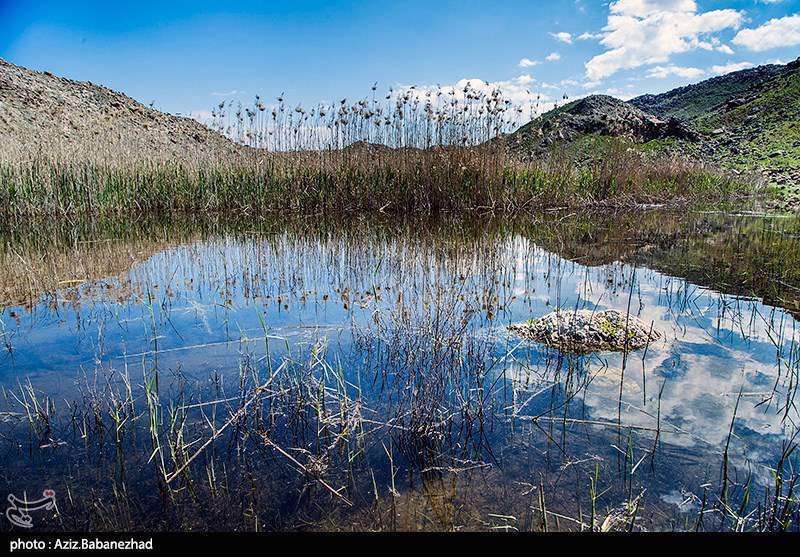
<box><xmin>690</xmin><ymin>60</ymin><xmax>800</xmax><ymax>189</ymax></box>
<box><xmin>631</xmin><ymin>62</ymin><xmax>790</xmax><ymax>122</ymax></box>
<box><xmin>0</xmin><ymin>58</ymin><xmax>241</xmax><ymax>161</ymax></box>
<box><xmin>505</xmin><ymin>95</ymin><xmax>696</xmax><ymax>159</ymax></box>
<box><xmin>633</xmin><ymin>57</ymin><xmax>800</xmax><ymax>207</ymax></box>
<box><xmin>506</xmin><ymin>58</ymin><xmax>800</xmax><ymax>205</ymax></box>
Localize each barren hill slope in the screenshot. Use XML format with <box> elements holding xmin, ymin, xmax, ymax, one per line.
<box><xmin>0</xmin><ymin>58</ymin><xmax>241</xmax><ymax>161</ymax></box>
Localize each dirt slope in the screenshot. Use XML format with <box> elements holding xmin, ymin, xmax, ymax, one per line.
<box><xmin>0</xmin><ymin>58</ymin><xmax>242</xmax><ymax>161</ymax></box>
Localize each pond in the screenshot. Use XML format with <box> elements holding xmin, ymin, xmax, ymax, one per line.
<box><xmin>1</xmin><ymin>210</ymin><xmax>799</xmax><ymax>532</ymax></box>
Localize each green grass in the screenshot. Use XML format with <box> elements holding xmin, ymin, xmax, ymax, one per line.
<box><xmin>696</xmin><ymin>71</ymin><xmax>800</xmax><ymax>171</ymax></box>
<box><xmin>632</xmin><ymin>63</ymin><xmax>786</xmax><ymax>121</ymax></box>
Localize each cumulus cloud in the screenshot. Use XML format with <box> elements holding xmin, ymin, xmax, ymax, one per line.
<box><xmin>546</xmin><ymin>52</ymin><xmax>562</xmax><ymax>62</ymax></box>
<box><xmin>518</xmin><ymin>58</ymin><xmax>540</xmax><ymax>68</ymax></box>
<box><xmin>585</xmin><ymin>0</ymin><xmax>743</xmax><ymax>81</ymax></box>
<box><xmin>550</xmin><ymin>32</ymin><xmax>573</xmax><ymax>44</ymax></box>
<box><xmin>709</xmin><ymin>61</ymin><xmax>754</xmax><ymax>75</ymax></box>
<box><xmin>732</xmin><ymin>14</ymin><xmax>800</xmax><ymax>52</ymax></box>
<box><xmin>716</xmin><ymin>44</ymin><xmax>735</xmax><ymax>55</ymax></box>
<box><xmin>647</xmin><ymin>65</ymin><xmax>705</xmax><ymax>79</ymax></box>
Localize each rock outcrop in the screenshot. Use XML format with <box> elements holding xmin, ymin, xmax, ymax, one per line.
<box><xmin>506</xmin><ymin>95</ymin><xmax>697</xmax><ymax>158</ymax></box>
<box><xmin>508</xmin><ymin>309</ymin><xmax>662</xmax><ymax>354</ymax></box>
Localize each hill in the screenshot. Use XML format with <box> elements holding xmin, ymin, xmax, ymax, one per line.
<box><xmin>505</xmin><ymin>58</ymin><xmax>800</xmax><ymax>208</ymax></box>
<box><xmin>0</xmin><ymin>58</ymin><xmax>241</xmax><ymax>161</ymax></box>
<box><xmin>691</xmin><ymin>60</ymin><xmax>800</xmax><ymax>189</ymax></box>
<box><xmin>630</xmin><ymin>63</ymin><xmax>790</xmax><ymax>122</ymax></box>
<box><xmin>505</xmin><ymin>94</ymin><xmax>696</xmax><ymax>159</ymax></box>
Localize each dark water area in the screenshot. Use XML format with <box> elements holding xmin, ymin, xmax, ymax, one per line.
<box><xmin>1</xmin><ymin>210</ymin><xmax>799</xmax><ymax>532</ymax></box>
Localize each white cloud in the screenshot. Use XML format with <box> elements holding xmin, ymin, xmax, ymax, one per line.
<box><xmin>585</xmin><ymin>0</ymin><xmax>743</xmax><ymax>81</ymax></box>
<box><xmin>692</xmin><ymin>36</ymin><xmax>736</xmax><ymax>54</ymax></box>
<box><xmin>550</xmin><ymin>32</ymin><xmax>573</xmax><ymax>44</ymax></box>
<box><xmin>732</xmin><ymin>14</ymin><xmax>800</xmax><ymax>52</ymax></box>
<box><xmin>647</xmin><ymin>65</ymin><xmax>705</xmax><ymax>79</ymax></box>
<box><xmin>211</xmin><ymin>90</ymin><xmax>244</xmax><ymax>97</ymax></box>
<box><xmin>546</xmin><ymin>52</ymin><xmax>562</xmax><ymax>62</ymax></box>
<box><xmin>578</xmin><ymin>31</ymin><xmax>604</xmax><ymax>40</ymax></box>
<box><xmin>709</xmin><ymin>61</ymin><xmax>754</xmax><ymax>75</ymax></box>
<box><xmin>518</xmin><ymin>58</ymin><xmax>540</xmax><ymax>68</ymax></box>
<box><xmin>611</xmin><ymin>0</ymin><xmax>697</xmax><ymax>16</ymax></box>
<box><xmin>605</xmin><ymin>87</ymin><xmax>637</xmax><ymax>100</ymax></box>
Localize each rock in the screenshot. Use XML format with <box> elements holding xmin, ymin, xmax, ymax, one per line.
<box><xmin>726</xmin><ymin>97</ymin><xmax>749</xmax><ymax>109</ymax></box>
<box><xmin>508</xmin><ymin>309</ymin><xmax>662</xmax><ymax>354</ymax></box>
<box><xmin>505</xmin><ymin>95</ymin><xmax>698</xmax><ymax>158</ymax></box>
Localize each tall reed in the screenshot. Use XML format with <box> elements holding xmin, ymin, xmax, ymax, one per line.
<box><xmin>0</xmin><ymin>84</ymin><xmax>748</xmax><ymax>220</ymax></box>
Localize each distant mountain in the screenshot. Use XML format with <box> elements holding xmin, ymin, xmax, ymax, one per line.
<box><xmin>630</xmin><ymin>62</ymin><xmax>792</xmax><ymax>122</ymax></box>
<box><xmin>0</xmin><ymin>58</ymin><xmax>240</xmax><ymax>161</ymax></box>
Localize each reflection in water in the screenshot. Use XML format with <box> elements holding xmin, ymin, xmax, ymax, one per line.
<box><xmin>0</xmin><ymin>211</ymin><xmax>798</xmax><ymax>531</ymax></box>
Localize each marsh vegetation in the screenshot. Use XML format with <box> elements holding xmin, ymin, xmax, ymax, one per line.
<box><xmin>0</xmin><ymin>69</ymin><xmax>794</xmax><ymax>533</ymax></box>
<box><xmin>0</xmin><ymin>83</ymin><xmax>750</xmax><ymax>220</ymax></box>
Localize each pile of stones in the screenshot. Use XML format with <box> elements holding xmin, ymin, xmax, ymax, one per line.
<box><xmin>508</xmin><ymin>309</ymin><xmax>662</xmax><ymax>354</ymax></box>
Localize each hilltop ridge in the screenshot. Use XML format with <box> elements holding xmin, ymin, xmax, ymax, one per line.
<box><xmin>630</xmin><ymin>62</ymin><xmax>794</xmax><ymax>121</ymax></box>
<box><xmin>505</xmin><ymin>94</ymin><xmax>697</xmax><ymax>159</ymax></box>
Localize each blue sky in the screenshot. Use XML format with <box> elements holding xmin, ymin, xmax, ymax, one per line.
<box><xmin>1</xmin><ymin>0</ymin><xmax>799</xmax><ymax>119</ymax></box>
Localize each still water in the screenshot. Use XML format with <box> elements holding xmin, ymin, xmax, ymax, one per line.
<box><xmin>1</xmin><ymin>210</ymin><xmax>798</xmax><ymax>531</ymax></box>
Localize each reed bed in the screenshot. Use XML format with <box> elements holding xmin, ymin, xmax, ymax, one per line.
<box><xmin>0</xmin><ymin>83</ymin><xmax>748</xmax><ymax>220</ymax></box>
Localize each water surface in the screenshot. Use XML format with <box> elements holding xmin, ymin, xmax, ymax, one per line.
<box><xmin>1</xmin><ymin>211</ymin><xmax>798</xmax><ymax>531</ymax></box>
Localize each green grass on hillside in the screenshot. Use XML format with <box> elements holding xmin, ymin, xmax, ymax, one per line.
<box><xmin>632</xmin><ymin>64</ymin><xmax>786</xmax><ymax>121</ymax></box>
<box><xmin>696</xmin><ymin>70</ymin><xmax>800</xmax><ymax>172</ymax></box>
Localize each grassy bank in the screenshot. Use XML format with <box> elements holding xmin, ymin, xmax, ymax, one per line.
<box><xmin>0</xmin><ymin>146</ymin><xmax>748</xmax><ymax>219</ymax></box>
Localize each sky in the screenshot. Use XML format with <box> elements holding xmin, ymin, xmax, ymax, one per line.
<box><xmin>1</xmin><ymin>0</ymin><xmax>799</xmax><ymax>120</ymax></box>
